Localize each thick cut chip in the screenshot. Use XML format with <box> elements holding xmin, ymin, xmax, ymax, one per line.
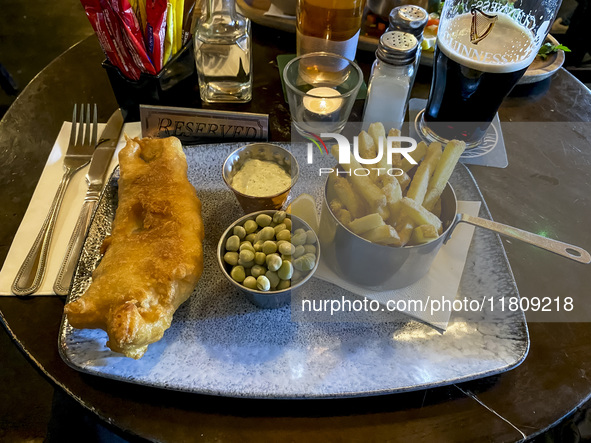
<box><xmin>423</xmin><ymin>140</ymin><xmax>465</xmax><ymax>211</ymax></box>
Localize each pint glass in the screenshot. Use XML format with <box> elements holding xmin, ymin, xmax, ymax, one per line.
<box><xmin>418</xmin><ymin>0</ymin><xmax>561</xmax><ymax>147</ymax></box>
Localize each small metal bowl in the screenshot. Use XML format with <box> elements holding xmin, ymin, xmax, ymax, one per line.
<box><xmin>319</xmin><ymin>179</ymin><xmax>457</xmax><ymax>290</ymax></box>
<box><xmin>222</xmin><ymin>143</ymin><xmax>300</xmax><ymax>213</ymax></box>
<box><xmin>217</xmin><ymin>210</ymin><xmax>320</xmax><ymax>309</ymax></box>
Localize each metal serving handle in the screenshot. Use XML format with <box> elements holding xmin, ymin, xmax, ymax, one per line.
<box><xmin>446</xmin><ymin>213</ymin><xmax>591</xmax><ymax>264</ymax></box>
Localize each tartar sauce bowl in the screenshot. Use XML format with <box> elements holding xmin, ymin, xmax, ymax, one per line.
<box><xmin>222</xmin><ymin>143</ymin><xmax>300</xmax><ymax>213</ymax></box>
<box><xmin>217</xmin><ymin>210</ymin><xmax>320</xmax><ymax>309</ymax></box>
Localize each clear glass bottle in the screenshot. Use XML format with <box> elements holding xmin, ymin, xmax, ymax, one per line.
<box><xmin>362</xmin><ymin>31</ymin><xmax>418</xmax><ymax>130</ymax></box>
<box><xmin>194</xmin><ymin>0</ymin><xmax>252</xmax><ymax>103</ymax></box>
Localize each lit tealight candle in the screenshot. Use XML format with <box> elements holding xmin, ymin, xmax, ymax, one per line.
<box><xmin>302</xmin><ymin>87</ymin><xmax>343</xmax><ymax>120</ymax></box>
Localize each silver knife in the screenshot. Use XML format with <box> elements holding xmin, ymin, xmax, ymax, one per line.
<box><xmin>53</xmin><ymin>109</ymin><xmax>125</xmax><ymax>295</ymax></box>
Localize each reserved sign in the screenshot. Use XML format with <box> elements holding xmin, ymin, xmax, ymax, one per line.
<box><xmin>140</xmin><ymin>105</ymin><xmax>268</xmax><ymax>143</ymax></box>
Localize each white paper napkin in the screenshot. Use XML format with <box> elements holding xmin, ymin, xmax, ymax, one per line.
<box><xmin>310</xmin><ymin>201</ymin><xmax>481</xmax><ymax>330</ymax></box>
<box><xmin>0</xmin><ymin>122</ymin><xmax>141</xmax><ymax>296</ymax></box>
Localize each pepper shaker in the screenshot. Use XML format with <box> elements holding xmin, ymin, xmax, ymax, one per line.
<box><xmin>388</xmin><ymin>5</ymin><xmax>428</xmax><ymax>70</ymax></box>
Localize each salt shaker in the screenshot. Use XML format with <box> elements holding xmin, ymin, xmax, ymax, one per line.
<box><xmin>362</xmin><ymin>31</ymin><xmax>418</xmax><ymax>130</ymax></box>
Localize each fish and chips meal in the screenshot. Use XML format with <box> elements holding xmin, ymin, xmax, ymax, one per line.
<box><xmin>62</xmin><ymin>121</ymin><xmax>462</xmax><ymax>357</ymax></box>
<box><xmin>327</xmin><ymin>122</ymin><xmax>465</xmax><ymax>247</ymax></box>
<box><xmin>64</xmin><ymin>136</ymin><xmax>204</xmax><ymax>359</ymax></box>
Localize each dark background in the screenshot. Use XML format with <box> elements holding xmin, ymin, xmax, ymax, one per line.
<box><xmin>0</xmin><ymin>0</ymin><xmax>590</xmax><ymax>441</ymax></box>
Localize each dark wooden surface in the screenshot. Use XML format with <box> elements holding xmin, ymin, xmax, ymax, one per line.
<box><xmin>1</xmin><ymin>25</ymin><xmax>591</xmax><ymax>442</ymax></box>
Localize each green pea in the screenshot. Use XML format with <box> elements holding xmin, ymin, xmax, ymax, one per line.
<box><xmin>281</xmin><ymin>255</ymin><xmax>292</xmax><ymax>263</ymax></box>
<box><xmin>305</xmin><ymin>230</ymin><xmax>317</xmax><ymax>244</ymax></box>
<box><xmin>254</xmin><ymin>252</ymin><xmax>266</xmax><ymax>265</ymax></box>
<box><xmin>303</xmin><ymin>244</ymin><xmax>316</xmax><ymax>255</ymax></box>
<box><xmin>244</xmin><ymin>219</ymin><xmax>258</xmax><ymax>234</ymax></box>
<box><xmin>245</xmin><ymin>233</ymin><xmax>256</xmax><ymax>243</ymax></box>
<box><xmin>254</xmin><ymin>240</ymin><xmax>264</xmax><ymax>252</ymax></box>
<box><xmin>239</xmin><ymin>241</ymin><xmax>255</xmax><ymax>253</ymax></box>
<box><xmin>243</xmin><ymin>276</ymin><xmax>257</xmax><ymax>289</ymax></box>
<box><xmin>294</xmin><ymin>253</ymin><xmax>316</xmax><ymax>272</ymax></box>
<box><xmin>294</xmin><ymin>228</ymin><xmax>306</xmax><ymax>237</ymax></box>
<box><xmin>278</xmin><ymin>242</ymin><xmax>295</xmax><ymax>256</ymax></box>
<box><xmin>256</xmin><ymin>275</ymin><xmax>271</xmax><ymax>291</ymax></box>
<box><xmin>257</xmin><ymin>226</ymin><xmax>275</xmax><ymax>242</ymax></box>
<box><xmin>265</xmin><ymin>270</ymin><xmax>280</xmax><ymax>289</ymax></box>
<box><xmin>273</xmin><ymin>223</ymin><xmax>287</xmax><ymax>235</ymax></box>
<box><xmin>239</xmin><ymin>249</ymin><xmax>255</xmax><ymax>263</ymax></box>
<box><xmin>273</xmin><ymin>211</ymin><xmax>287</xmax><ymax>224</ymax></box>
<box><xmin>251</xmin><ymin>265</ymin><xmax>267</xmax><ymax>278</ymax></box>
<box><xmin>283</xmin><ymin>218</ymin><xmax>292</xmax><ymax>231</ymax></box>
<box><xmin>233</xmin><ymin>225</ymin><xmax>246</xmax><ymax>239</ymax></box>
<box><xmin>266</xmin><ymin>253</ymin><xmax>282</xmax><ymax>272</ymax></box>
<box><xmin>230</xmin><ymin>265</ymin><xmax>246</xmax><ymax>282</ymax></box>
<box><xmin>291</xmin><ymin>231</ymin><xmax>307</xmax><ymax>246</ymax></box>
<box><xmin>256</xmin><ymin>213</ymin><xmax>273</xmax><ymax>227</ymax></box>
<box><xmin>223</xmin><ymin>251</ymin><xmax>239</xmax><ymax>266</ymax></box>
<box><xmin>276</xmin><ymin>229</ymin><xmax>291</xmax><ymax>242</ymax></box>
<box><xmin>226</xmin><ymin>235</ymin><xmax>240</xmax><ymax>252</ymax></box>
<box><xmin>292</xmin><ymin>270</ymin><xmax>304</xmax><ymax>282</ymax></box>
<box><xmin>277</xmin><ymin>279</ymin><xmax>291</xmax><ymax>290</ymax></box>
<box><xmin>276</xmin><ymin>240</ymin><xmax>287</xmax><ymax>249</ymax></box>
<box><xmin>238</xmin><ymin>259</ymin><xmax>254</xmax><ymax>268</ymax></box>
<box><xmin>277</xmin><ymin>260</ymin><xmax>293</xmax><ymax>280</ymax></box>
<box><xmin>262</xmin><ymin>240</ymin><xmax>278</xmax><ymax>255</ymax></box>
<box><xmin>293</xmin><ymin>245</ymin><xmax>305</xmax><ymax>258</ymax></box>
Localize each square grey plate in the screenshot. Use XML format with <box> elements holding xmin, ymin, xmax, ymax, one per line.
<box><xmin>59</xmin><ymin>143</ymin><xmax>529</xmax><ymax>399</ymax></box>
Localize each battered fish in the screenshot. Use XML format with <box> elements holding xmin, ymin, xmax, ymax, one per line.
<box><xmin>64</xmin><ymin>136</ymin><xmax>204</xmax><ymax>359</ymax></box>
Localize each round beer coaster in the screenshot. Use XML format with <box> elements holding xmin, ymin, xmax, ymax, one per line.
<box><xmin>409</xmin><ymin>100</ymin><xmax>508</xmax><ymax>169</ymax></box>
<box><xmin>460</xmin><ymin>125</ymin><xmax>498</xmax><ymax>159</ymax></box>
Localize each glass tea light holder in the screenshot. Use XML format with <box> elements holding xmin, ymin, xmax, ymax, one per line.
<box><xmin>283</xmin><ymin>52</ymin><xmax>363</xmax><ymax>135</ymax></box>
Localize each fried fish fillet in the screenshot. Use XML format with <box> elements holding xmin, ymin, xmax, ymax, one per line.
<box><xmin>64</xmin><ymin>136</ymin><xmax>204</xmax><ymax>359</ymax></box>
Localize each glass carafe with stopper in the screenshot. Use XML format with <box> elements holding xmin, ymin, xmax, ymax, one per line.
<box><xmin>194</xmin><ymin>0</ymin><xmax>252</xmax><ymax>103</ymax></box>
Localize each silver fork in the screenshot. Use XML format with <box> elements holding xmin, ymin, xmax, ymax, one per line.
<box><xmin>12</xmin><ymin>104</ymin><xmax>98</xmax><ymax>296</ymax></box>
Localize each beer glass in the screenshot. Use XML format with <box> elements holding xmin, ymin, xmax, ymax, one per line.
<box><xmin>417</xmin><ymin>0</ymin><xmax>561</xmax><ymax>147</ymax></box>
<box><xmin>296</xmin><ymin>0</ymin><xmax>367</xmax><ymax>60</ymax></box>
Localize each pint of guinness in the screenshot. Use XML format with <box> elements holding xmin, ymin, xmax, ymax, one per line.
<box><xmin>418</xmin><ymin>0</ymin><xmax>558</xmax><ymax>147</ymax></box>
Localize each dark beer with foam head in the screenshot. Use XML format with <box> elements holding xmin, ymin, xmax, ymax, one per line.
<box><xmin>418</xmin><ymin>1</ymin><xmax>557</xmax><ymax>147</ymax></box>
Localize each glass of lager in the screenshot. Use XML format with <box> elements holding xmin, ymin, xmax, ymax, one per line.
<box><xmin>417</xmin><ymin>0</ymin><xmax>561</xmax><ymax>147</ymax></box>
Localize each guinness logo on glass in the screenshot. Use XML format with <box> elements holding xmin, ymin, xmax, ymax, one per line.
<box><xmin>470</xmin><ymin>7</ymin><xmax>498</xmax><ymax>44</ymax></box>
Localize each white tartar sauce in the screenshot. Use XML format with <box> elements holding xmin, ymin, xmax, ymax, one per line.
<box><xmin>231</xmin><ymin>159</ymin><xmax>292</xmax><ymax>197</ymax></box>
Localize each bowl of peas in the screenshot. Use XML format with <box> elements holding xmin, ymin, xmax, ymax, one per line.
<box><xmin>217</xmin><ymin>209</ymin><xmax>320</xmax><ymax>309</ymax></box>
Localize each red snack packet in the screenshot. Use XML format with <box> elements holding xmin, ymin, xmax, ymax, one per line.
<box><xmin>80</xmin><ymin>0</ymin><xmax>142</xmax><ymax>80</ymax></box>
<box><xmin>103</xmin><ymin>0</ymin><xmax>157</xmax><ymax>75</ymax></box>
<box><xmin>100</xmin><ymin>0</ymin><xmax>144</xmax><ymax>80</ymax></box>
<box><xmin>145</xmin><ymin>0</ymin><xmax>168</xmax><ymax>72</ymax></box>
<box><xmin>108</xmin><ymin>0</ymin><xmax>145</xmax><ymax>44</ymax></box>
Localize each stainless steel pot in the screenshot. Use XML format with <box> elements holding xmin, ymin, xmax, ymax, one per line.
<box><xmin>319</xmin><ymin>181</ymin><xmax>590</xmax><ymax>291</ymax></box>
